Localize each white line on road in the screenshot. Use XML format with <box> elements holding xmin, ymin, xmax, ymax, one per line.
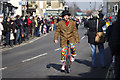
<box><xmin>0</xmin><ymin>67</ymin><xmax>7</xmax><ymax>71</ymax></box>
<box><xmin>22</xmin><ymin>53</ymin><xmax>48</xmax><ymax>63</ymax></box>
<box><xmin>54</xmin><ymin>48</ymin><xmax>61</xmax><ymax>51</ymax></box>
<box><xmin>80</xmin><ymin>36</ymin><xmax>86</xmax><ymax>41</ymax></box>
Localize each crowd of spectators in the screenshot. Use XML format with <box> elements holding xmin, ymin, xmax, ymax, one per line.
<box><xmin>0</xmin><ymin>14</ymin><xmax>80</xmax><ymax>48</ymax></box>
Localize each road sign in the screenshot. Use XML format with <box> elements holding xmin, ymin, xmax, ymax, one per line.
<box><xmin>19</xmin><ymin>1</ymin><xmax>27</xmax><ymax>5</ymax></box>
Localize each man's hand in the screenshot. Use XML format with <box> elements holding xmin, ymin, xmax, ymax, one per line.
<box><xmin>54</xmin><ymin>40</ymin><xmax>58</xmax><ymax>43</ymax></box>
<box><xmin>11</xmin><ymin>22</ymin><xmax>13</xmax><ymax>24</ymax></box>
<box><xmin>76</xmin><ymin>42</ymin><xmax>80</xmax><ymax>44</ymax></box>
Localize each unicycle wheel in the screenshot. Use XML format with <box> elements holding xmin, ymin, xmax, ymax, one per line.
<box><xmin>66</xmin><ymin>55</ymin><xmax>71</xmax><ymax>73</ymax></box>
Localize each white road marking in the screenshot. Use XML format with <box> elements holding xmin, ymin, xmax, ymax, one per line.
<box><xmin>55</xmin><ymin>48</ymin><xmax>61</xmax><ymax>51</ymax></box>
<box><xmin>22</xmin><ymin>53</ymin><xmax>48</xmax><ymax>63</ymax></box>
<box><xmin>80</xmin><ymin>36</ymin><xmax>86</xmax><ymax>40</ymax></box>
<box><xmin>0</xmin><ymin>67</ymin><xmax>7</xmax><ymax>71</ymax></box>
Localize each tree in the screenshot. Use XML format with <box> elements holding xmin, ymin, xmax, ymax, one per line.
<box><xmin>68</xmin><ymin>2</ymin><xmax>81</xmax><ymax>16</ymax></box>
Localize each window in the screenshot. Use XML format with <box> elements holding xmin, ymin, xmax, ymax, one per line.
<box><xmin>31</xmin><ymin>1</ymin><xmax>35</xmax><ymax>4</ymax></box>
<box><xmin>47</xmin><ymin>1</ymin><xmax>51</xmax><ymax>8</ymax></box>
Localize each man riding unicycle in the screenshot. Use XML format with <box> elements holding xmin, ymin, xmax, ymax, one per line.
<box><xmin>54</xmin><ymin>10</ymin><xmax>80</xmax><ymax>71</ymax></box>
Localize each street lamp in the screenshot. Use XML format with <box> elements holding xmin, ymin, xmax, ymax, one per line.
<box><xmin>62</xmin><ymin>1</ymin><xmax>66</xmax><ymax>6</ymax></box>
<box><xmin>90</xmin><ymin>2</ymin><xmax>91</xmax><ymax>10</ymax></box>
<box><xmin>3</xmin><ymin>2</ymin><xmax>7</xmax><ymax>20</ymax></box>
<box><xmin>26</xmin><ymin>0</ymin><xmax>29</xmax><ymax>14</ymax></box>
<box><xmin>10</xmin><ymin>5</ymin><xmax>18</xmax><ymax>16</ymax></box>
<box><xmin>6</xmin><ymin>3</ymin><xmax>12</xmax><ymax>16</ymax></box>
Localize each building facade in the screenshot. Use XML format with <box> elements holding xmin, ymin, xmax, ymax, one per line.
<box><xmin>0</xmin><ymin>0</ymin><xmax>65</xmax><ymax>18</ymax></box>
<box><xmin>36</xmin><ymin>0</ymin><xmax>65</xmax><ymax>17</ymax></box>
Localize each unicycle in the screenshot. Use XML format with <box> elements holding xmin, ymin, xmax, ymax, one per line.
<box><xmin>65</xmin><ymin>40</ymin><xmax>71</xmax><ymax>73</ymax></box>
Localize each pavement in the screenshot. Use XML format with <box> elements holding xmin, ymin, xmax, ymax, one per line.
<box><xmin>1</xmin><ymin>25</ymin><xmax>112</xmax><ymax>79</ymax></box>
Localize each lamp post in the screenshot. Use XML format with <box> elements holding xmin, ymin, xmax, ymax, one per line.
<box><xmin>90</xmin><ymin>2</ymin><xmax>91</xmax><ymax>10</ymax></box>
<box><xmin>3</xmin><ymin>2</ymin><xmax>7</xmax><ymax>20</ymax></box>
<box><xmin>7</xmin><ymin>3</ymin><xmax>12</xmax><ymax>17</ymax></box>
<box><xmin>26</xmin><ymin>0</ymin><xmax>29</xmax><ymax>14</ymax></box>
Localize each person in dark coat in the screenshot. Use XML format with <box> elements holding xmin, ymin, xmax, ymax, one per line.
<box><xmin>4</xmin><ymin>17</ymin><xmax>12</xmax><ymax>47</ymax></box>
<box><xmin>46</xmin><ymin>18</ymin><xmax>51</xmax><ymax>33</ymax></box>
<box><xmin>15</xmin><ymin>15</ymin><xmax>22</xmax><ymax>45</ymax></box>
<box><xmin>84</xmin><ymin>11</ymin><xmax>106</xmax><ymax>68</ymax></box>
<box><xmin>106</xmin><ymin>9</ymin><xmax>120</xmax><ymax>79</ymax></box>
<box><xmin>31</xmin><ymin>16</ymin><xmax>35</xmax><ymax>37</ymax></box>
<box><xmin>41</xmin><ymin>17</ymin><xmax>44</xmax><ymax>34</ymax></box>
<box><xmin>24</xmin><ymin>15</ymin><xmax>29</xmax><ymax>40</ymax></box>
<box><xmin>37</xmin><ymin>17</ymin><xmax>41</xmax><ymax>37</ymax></box>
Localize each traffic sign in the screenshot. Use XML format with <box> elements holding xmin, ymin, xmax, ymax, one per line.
<box><xmin>19</xmin><ymin>1</ymin><xmax>27</xmax><ymax>5</ymax></box>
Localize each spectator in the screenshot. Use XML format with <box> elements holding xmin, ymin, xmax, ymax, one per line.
<box><xmin>20</xmin><ymin>16</ymin><xmax>25</xmax><ymax>41</ymax></box>
<box><xmin>74</xmin><ymin>18</ymin><xmax>79</xmax><ymax>30</ymax></box>
<box><xmin>5</xmin><ymin>17</ymin><xmax>11</xmax><ymax>47</ymax></box>
<box><xmin>106</xmin><ymin>9</ymin><xmax>120</xmax><ymax>79</ymax></box>
<box><xmin>15</xmin><ymin>15</ymin><xmax>21</xmax><ymax>45</ymax></box>
<box><xmin>31</xmin><ymin>16</ymin><xmax>35</xmax><ymax>38</ymax></box>
<box><xmin>27</xmin><ymin>15</ymin><xmax>32</xmax><ymax>38</ymax></box>
<box><xmin>84</xmin><ymin>11</ymin><xmax>106</xmax><ymax>68</ymax></box>
<box><xmin>46</xmin><ymin>18</ymin><xmax>51</xmax><ymax>33</ymax></box>
<box><xmin>10</xmin><ymin>19</ymin><xmax>16</xmax><ymax>45</ymax></box>
<box><xmin>24</xmin><ymin>15</ymin><xmax>29</xmax><ymax>41</ymax></box>
<box><xmin>50</xmin><ymin>17</ymin><xmax>54</xmax><ymax>31</ymax></box>
<box><xmin>37</xmin><ymin>17</ymin><xmax>41</xmax><ymax>37</ymax></box>
<box><xmin>34</xmin><ymin>16</ymin><xmax>38</xmax><ymax>37</ymax></box>
<box><xmin>41</xmin><ymin>17</ymin><xmax>44</xmax><ymax>34</ymax></box>
<box><xmin>53</xmin><ymin>17</ymin><xmax>57</xmax><ymax>30</ymax></box>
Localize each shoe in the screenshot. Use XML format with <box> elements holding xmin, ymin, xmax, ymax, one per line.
<box><xmin>60</xmin><ymin>60</ymin><xmax>65</xmax><ymax>63</ymax></box>
<box><xmin>71</xmin><ymin>56</ymin><xmax>75</xmax><ymax>62</ymax></box>
<box><xmin>102</xmin><ymin>66</ymin><xmax>106</xmax><ymax>69</ymax></box>
<box><xmin>61</xmin><ymin>63</ymin><xmax>65</xmax><ymax>70</ymax></box>
<box><xmin>72</xmin><ymin>53</ymin><xmax>77</xmax><ymax>57</ymax></box>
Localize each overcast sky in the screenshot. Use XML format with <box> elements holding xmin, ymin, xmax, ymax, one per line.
<box><xmin>65</xmin><ymin>0</ymin><xmax>103</xmax><ymax>11</ymax></box>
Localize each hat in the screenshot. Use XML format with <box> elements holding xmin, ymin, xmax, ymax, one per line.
<box><xmin>61</xmin><ymin>10</ymin><xmax>71</xmax><ymax>17</ymax></box>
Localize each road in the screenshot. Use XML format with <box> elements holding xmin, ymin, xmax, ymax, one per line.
<box><xmin>2</xmin><ymin>25</ymin><xmax>112</xmax><ymax>79</ymax></box>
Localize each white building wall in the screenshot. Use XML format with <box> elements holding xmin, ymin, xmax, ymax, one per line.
<box><xmin>8</xmin><ymin>0</ymin><xmax>22</xmax><ymax>16</ymax></box>
<box><xmin>39</xmin><ymin>1</ymin><xmax>43</xmax><ymax>9</ymax></box>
